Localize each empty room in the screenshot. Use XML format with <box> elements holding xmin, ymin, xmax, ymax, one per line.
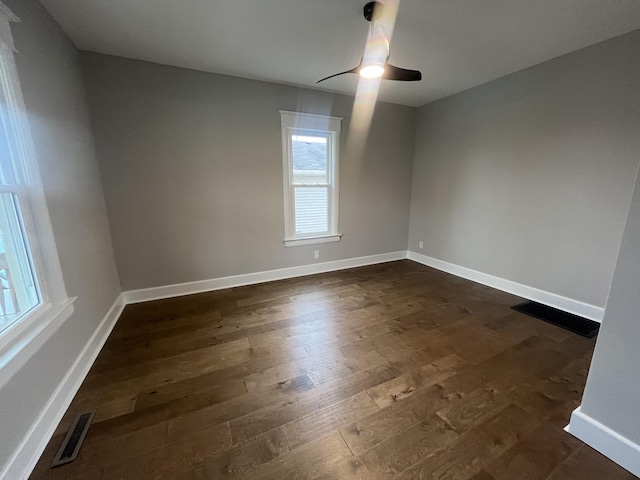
<box><xmin>0</xmin><ymin>0</ymin><xmax>639</xmax><ymax>478</ymax></box>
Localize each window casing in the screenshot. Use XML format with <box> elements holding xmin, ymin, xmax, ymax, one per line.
<box><xmin>0</xmin><ymin>4</ymin><xmax>74</xmax><ymax>388</ymax></box>
<box><xmin>280</xmin><ymin>111</ymin><xmax>342</xmax><ymax>247</ymax></box>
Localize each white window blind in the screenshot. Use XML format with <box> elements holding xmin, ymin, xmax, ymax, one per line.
<box><xmin>294</xmin><ymin>186</ymin><xmax>328</xmax><ymax>235</ymax></box>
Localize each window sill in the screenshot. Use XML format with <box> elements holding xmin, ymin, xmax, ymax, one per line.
<box><xmin>0</xmin><ymin>297</ymin><xmax>76</xmax><ymax>389</ymax></box>
<box><xmin>284</xmin><ymin>234</ymin><xmax>342</xmax><ymax>247</ymax></box>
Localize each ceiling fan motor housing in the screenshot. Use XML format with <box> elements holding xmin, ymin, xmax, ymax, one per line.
<box><xmin>363</xmin><ymin>2</ymin><xmax>383</xmax><ymax>22</ymax></box>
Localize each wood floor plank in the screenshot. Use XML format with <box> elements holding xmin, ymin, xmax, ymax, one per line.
<box><xmin>97</xmin><ymin>309</ymin><xmax>316</xmax><ymax>360</ymax></box>
<box><xmin>469</xmin><ymin>470</ymin><xmax>499</xmax><ymax>480</ymax></box>
<box><xmin>222</xmin><ymin>431</ymin><xmax>352</xmax><ymax>480</ymax></box>
<box><xmin>282</xmin><ymin>391</ymin><xmax>379</xmax><ymax>450</ymax></box>
<box><xmin>545</xmin><ymin>444</ymin><xmax>637</xmax><ymax>480</ymax></box>
<box><xmin>93</xmin><ymin>329</ymin><xmax>248</xmax><ymax>375</ymax></box>
<box><xmin>395</xmin><ymin>404</ymin><xmax>540</xmax><ymax>480</ymax></box>
<box><xmin>101</xmin><ymin>422</ymin><xmax>233</xmax><ymax>480</ymax></box>
<box><xmin>184</xmin><ymin>427</ymin><xmax>289</xmax><ymax>479</ymax></box>
<box><xmin>309</xmin><ymin>457</ymin><xmax>374</xmax><ymax>480</ymax></box>
<box><xmin>358</xmin><ymin>413</ymin><xmax>458</xmax><ymax>479</ymax></box>
<box><xmin>85</xmin><ymin>373</ymin><xmax>312</xmax><ymax>448</ymax></box>
<box><xmin>380</xmin><ymin>343</ymin><xmax>449</xmax><ymax>374</ymax></box>
<box><xmin>484</xmin><ymin>423</ymin><xmax>581</xmax><ymax>480</ymax></box>
<box><xmin>125</xmin><ymin>341</ymin><xmax>316</xmax><ymax>409</ymax></box>
<box><xmin>29</xmin><ymin>260</ymin><xmax>633</xmax><ymax>480</ymax></box>
<box><xmin>435</xmin><ymin>367</ymin><xmax>529</xmax><ymax>433</ymax></box>
<box><xmin>107</xmin><ymin>309</ymin><xmax>222</xmax><ymax>340</ymax></box>
<box><xmin>394</xmin><ymin>418</ymin><xmax>488</xmax><ymax>480</ymax></box>
<box><xmin>134</xmin><ymin>375</ymin><xmax>248</xmax><ymax>410</ymax></box>
<box><xmin>367</xmin><ymin>353</ymin><xmax>466</xmax><ymax>408</ymax></box>
<box><xmin>228</xmin><ymin>363</ymin><xmax>400</xmax><ymax>444</ymax></box>
<box><xmin>244</xmin><ymin>334</ymin><xmax>386</xmax><ymax>391</ymax></box>
<box><xmin>165</xmin><ymin>374</ymin><xmax>316</xmax><ymax>443</ymax></box>
<box><xmin>340</xmin><ymin>382</ymin><xmax>457</xmax><ymax>456</ymax></box>
<box><xmin>303</xmin><ymin>349</ymin><xmax>388</xmax><ymax>386</ymax></box>
<box><xmin>79</xmin><ymin>338</ymin><xmax>254</xmax><ymax>400</ymax></box>
<box><xmin>81</xmin><ymin>343</ymin><xmax>309</xmax><ymax>408</ymax></box>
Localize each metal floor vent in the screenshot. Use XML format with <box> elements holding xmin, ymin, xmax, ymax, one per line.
<box><xmin>51</xmin><ymin>411</ymin><xmax>95</xmax><ymax>467</ymax></box>
<box><xmin>512</xmin><ymin>301</ymin><xmax>600</xmax><ymax>338</ymax></box>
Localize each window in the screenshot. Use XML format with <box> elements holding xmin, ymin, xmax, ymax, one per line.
<box><xmin>0</xmin><ymin>4</ymin><xmax>73</xmax><ymax>386</ymax></box>
<box><xmin>280</xmin><ymin>111</ymin><xmax>342</xmax><ymax>247</ymax></box>
<box><xmin>0</xmin><ymin>54</ymin><xmax>41</xmax><ymax>334</ymax></box>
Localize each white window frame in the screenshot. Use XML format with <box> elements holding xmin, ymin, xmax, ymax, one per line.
<box><xmin>280</xmin><ymin>111</ymin><xmax>342</xmax><ymax>247</ymax></box>
<box><xmin>0</xmin><ymin>4</ymin><xmax>75</xmax><ymax>389</ymax></box>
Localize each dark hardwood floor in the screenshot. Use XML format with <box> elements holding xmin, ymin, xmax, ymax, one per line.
<box><xmin>29</xmin><ymin>260</ymin><xmax>636</xmax><ymax>479</ymax></box>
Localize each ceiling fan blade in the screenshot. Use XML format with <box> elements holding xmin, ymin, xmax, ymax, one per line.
<box><xmin>317</xmin><ymin>66</ymin><xmax>359</xmax><ymax>83</ymax></box>
<box><xmin>383</xmin><ymin>64</ymin><xmax>422</xmax><ymax>81</ymax></box>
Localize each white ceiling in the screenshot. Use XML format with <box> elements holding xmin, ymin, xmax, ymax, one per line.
<box><xmin>40</xmin><ymin>0</ymin><xmax>640</xmax><ymax>107</ymax></box>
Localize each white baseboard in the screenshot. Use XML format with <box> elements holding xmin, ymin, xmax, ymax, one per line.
<box><xmin>407</xmin><ymin>251</ymin><xmax>604</xmax><ymax>322</ymax></box>
<box><xmin>123</xmin><ymin>251</ymin><xmax>407</xmax><ymax>304</ymax></box>
<box><xmin>566</xmin><ymin>407</ymin><xmax>640</xmax><ymax>476</ymax></box>
<box><xmin>1</xmin><ymin>294</ymin><xmax>126</xmax><ymax>480</ymax></box>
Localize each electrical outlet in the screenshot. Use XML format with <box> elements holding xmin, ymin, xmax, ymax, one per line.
<box><xmin>314</xmin><ymin>250</ymin><xmax>320</xmax><ymax>259</ymax></box>
<box><xmin>419</xmin><ymin>241</ymin><xmax>424</xmax><ymax>249</ymax></box>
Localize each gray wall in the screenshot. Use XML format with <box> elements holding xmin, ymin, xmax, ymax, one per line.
<box><xmin>0</xmin><ymin>0</ymin><xmax>120</xmax><ymax>469</ymax></box>
<box><xmin>80</xmin><ymin>53</ymin><xmax>416</xmax><ymax>291</ymax></box>
<box><xmin>580</xmin><ymin>161</ymin><xmax>640</xmax><ymax>445</ymax></box>
<box><xmin>408</xmin><ymin>31</ymin><xmax>640</xmax><ymax>309</ymax></box>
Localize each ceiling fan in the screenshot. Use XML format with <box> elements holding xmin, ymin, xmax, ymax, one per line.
<box><xmin>317</xmin><ymin>1</ymin><xmax>422</xmax><ymax>83</ymax></box>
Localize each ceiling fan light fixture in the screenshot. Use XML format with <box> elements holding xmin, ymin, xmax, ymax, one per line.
<box><xmin>359</xmin><ymin>64</ymin><xmax>385</xmax><ymax>78</ymax></box>
<box><xmin>316</xmin><ymin>1</ymin><xmax>421</xmax><ymax>84</ymax></box>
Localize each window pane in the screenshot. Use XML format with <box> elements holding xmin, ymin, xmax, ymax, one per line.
<box><xmin>292</xmin><ymin>135</ymin><xmax>327</xmax><ymax>184</ymax></box>
<box><xmin>0</xmin><ymin>93</ymin><xmax>18</xmax><ymax>185</ymax></box>
<box><xmin>294</xmin><ymin>186</ymin><xmax>328</xmax><ymax>235</ymax></box>
<box><xmin>0</xmin><ymin>193</ymin><xmax>40</xmax><ymax>334</ymax></box>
